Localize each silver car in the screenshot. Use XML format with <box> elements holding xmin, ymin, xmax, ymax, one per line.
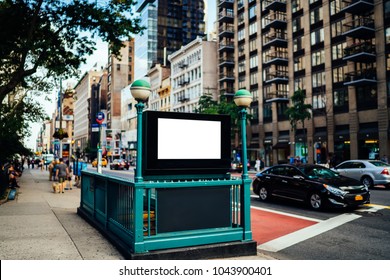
<box><xmin>333</xmin><ymin>160</ymin><xmax>390</xmax><ymax>188</ymax></box>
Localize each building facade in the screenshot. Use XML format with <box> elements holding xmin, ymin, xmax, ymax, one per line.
<box><xmin>169</xmin><ymin>37</ymin><xmax>218</xmax><ymax>113</ymax></box>
<box><xmin>134</xmin><ymin>0</ymin><xmax>206</xmax><ymax>80</ymax></box>
<box><xmin>218</xmin><ymin>0</ymin><xmax>390</xmax><ymax>166</ymax></box>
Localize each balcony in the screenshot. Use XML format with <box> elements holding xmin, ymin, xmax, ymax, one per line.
<box><xmin>341</xmin><ymin>0</ymin><xmax>373</xmax><ymax>15</ymax></box>
<box><xmin>263</xmin><ymin>0</ymin><xmax>286</xmax><ymax>12</ymax></box>
<box><xmin>262</xmin><ymin>33</ymin><xmax>287</xmax><ymax>48</ymax></box>
<box><xmin>219</xmin><ymin>57</ymin><xmax>235</xmax><ymax>67</ymax></box>
<box><xmin>219</xmin><ymin>87</ymin><xmax>235</xmax><ymax>97</ymax></box>
<box><xmin>219</xmin><ymin>72</ymin><xmax>235</xmax><ymax>82</ymax></box>
<box><xmin>178</xmin><ymin>96</ymin><xmax>190</xmax><ymax>103</ymax></box>
<box><xmin>178</xmin><ymin>79</ymin><xmax>190</xmax><ymax>87</ymax></box>
<box><xmin>218</xmin><ymin>0</ymin><xmax>234</xmax><ymax>8</ymax></box>
<box><xmin>218</xmin><ymin>41</ymin><xmax>234</xmax><ymax>52</ymax></box>
<box><xmin>178</xmin><ymin>62</ymin><xmax>188</xmax><ymax>68</ymax></box>
<box><xmin>263</xmin><ymin>52</ymin><xmax>288</xmax><ymax>66</ymax></box>
<box><xmin>343</xmin><ymin>17</ymin><xmax>375</xmax><ymax>39</ymax></box>
<box><xmin>218</xmin><ymin>25</ymin><xmax>234</xmax><ymax>37</ymax></box>
<box><xmin>343</xmin><ymin>42</ymin><xmax>376</xmax><ymax>62</ymax></box>
<box><xmin>218</xmin><ymin>10</ymin><xmax>234</xmax><ymax>23</ymax></box>
<box><xmin>344</xmin><ymin>69</ymin><xmax>377</xmax><ymax>86</ymax></box>
<box><xmin>264</xmin><ymin>91</ymin><xmax>289</xmax><ymax>102</ymax></box>
<box><xmin>264</xmin><ymin>71</ymin><xmax>289</xmax><ymax>84</ymax></box>
<box><xmin>263</xmin><ymin>12</ymin><xmax>287</xmax><ymax>30</ymax></box>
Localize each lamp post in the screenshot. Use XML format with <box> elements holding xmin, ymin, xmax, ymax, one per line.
<box><xmin>234</xmin><ymin>89</ymin><xmax>253</xmax><ymax>180</ymax></box>
<box><xmin>234</xmin><ymin>89</ymin><xmax>253</xmax><ymax>240</ymax></box>
<box><xmin>130</xmin><ymin>79</ymin><xmax>151</xmax><ymax>183</ymax></box>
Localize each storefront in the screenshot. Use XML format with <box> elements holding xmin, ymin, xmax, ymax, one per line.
<box><xmin>313</xmin><ymin>127</ymin><xmax>327</xmax><ymax>164</ymax></box>
<box><xmin>295</xmin><ymin>129</ymin><xmax>307</xmax><ymax>163</ymax></box>
<box><xmin>358</xmin><ymin>122</ymin><xmax>379</xmax><ymax>159</ymax></box>
<box><xmin>263</xmin><ymin>132</ymin><xmax>273</xmax><ymax>167</ymax></box>
<box><xmin>273</xmin><ymin>130</ymin><xmax>290</xmax><ymax>164</ymax></box>
<box><xmin>334</xmin><ymin>125</ymin><xmax>350</xmax><ymax>165</ymax></box>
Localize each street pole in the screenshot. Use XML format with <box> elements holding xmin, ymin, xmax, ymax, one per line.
<box><xmin>135</xmin><ymin>102</ymin><xmax>144</xmax><ymax>182</ymax></box>
<box><xmin>239</xmin><ymin>108</ymin><xmax>249</xmax><ymax>180</ymax></box>
<box><xmin>97</xmin><ymin>124</ymin><xmax>102</xmax><ymax>174</ymax></box>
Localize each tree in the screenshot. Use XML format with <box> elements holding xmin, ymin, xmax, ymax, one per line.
<box><xmin>0</xmin><ymin>0</ymin><xmax>144</xmax><ymax>159</ymax></box>
<box><xmin>0</xmin><ymin>0</ymin><xmax>144</xmax><ymax>103</ymax></box>
<box><xmin>285</xmin><ymin>88</ymin><xmax>312</xmax><ymax>159</ymax></box>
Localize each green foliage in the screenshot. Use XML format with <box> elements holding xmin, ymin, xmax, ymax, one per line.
<box><xmin>195</xmin><ymin>94</ymin><xmax>252</xmax><ymax>133</ymax></box>
<box><xmin>285</xmin><ymin>88</ymin><xmax>312</xmax><ymax>132</ymax></box>
<box><xmin>0</xmin><ymin>0</ymin><xmax>144</xmax><ymax>102</ymax></box>
<box><xmin>0</xmin><ymin>94</ymin><xmax>44</xmax><ymax>162</ymax></box>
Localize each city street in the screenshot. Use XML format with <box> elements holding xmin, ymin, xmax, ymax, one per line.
<box><xmin>87</xmin><ymin>164</ymin><xmax>390</xmax><ymax>259</ymax></box>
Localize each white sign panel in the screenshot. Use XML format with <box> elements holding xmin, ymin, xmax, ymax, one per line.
<box><xmin>158</xmin><ymin>118</ymin><xmax>221</xmax><ymax>159</ymax></box>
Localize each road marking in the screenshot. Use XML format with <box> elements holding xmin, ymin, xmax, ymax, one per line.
<box><xmin>357</xmin><ymin>204</ymin><xmax>390</xmax><ymax>212</ymax></box>
<box><xmin>251</xmin><ymin>205</ymin><xmax>323</xmax><ymax>223</ymax></box>
<box><xmin>257</xmin><ymin>213</ymin><xmax>361</xmax><ymax>252</ymax></box>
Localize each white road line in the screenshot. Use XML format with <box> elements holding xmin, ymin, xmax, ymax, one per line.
<box><xmin>257</xmin><ymin>213</ymin><xmax>361</xmax><ymax>252</ymax></box>
<box><xmin>250</xmin><ymin>203</ymin><xmax>323</xmax><ymax>223</ymax></box>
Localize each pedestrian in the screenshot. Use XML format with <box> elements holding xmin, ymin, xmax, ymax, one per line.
<box><xmin>260</xmin><ymin>158</ymin><xmax>265</xmax><ymax>170</ymax></box>
<box><xmin>66</xmin><ymin>164</ymin><xmax>73</xmax><ymax>190</ymax></box>
<box><xmin>255</xmin><ymin>158</ymin><xmax>261</xmax><ymax>172</ymax></box>
<box><xmin>31</xmin><ymin>158</ymin><xmax>35</xmax><ymax>169</ymax></box>
<box><xmin>55</xmin><ymin>158</ymin><xmax>69</xmax><ymax>194</ymax></box>
<box><xmin>48</xmin><ymin>161</ymin><xmax>54</xmax><ymax>181</ymax></box>
<box><xmin>27</xmin><ymin>158</ymin><xmax>31</xmax><ymax>169</ymax></box>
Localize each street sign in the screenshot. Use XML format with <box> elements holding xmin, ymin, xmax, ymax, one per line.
<box><xmin>96</xmin><ymin>112</ymin><xmax>105</xmax><ymax>124</ymax></box>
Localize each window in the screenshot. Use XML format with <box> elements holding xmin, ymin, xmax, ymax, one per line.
<box><xmin>294</xmin><ymin>76</ymin><xmax>306</xmax><ymax>91</ymax></box>
<box><xmin>250</xmin><ymin>54</ymin><xmax>258</xmax><ymax>68</ymax></box>
<box><xmin>333</xmin><ymin>88</ymin><xmax>348</xmax><ymax>107</ymax></box>
<box><xmin>238</xmin><ymin>28</ymin><xmax>245</xmax><ymax>41</ymax></box>
<box><xmin>332</xmin><ymin>42</ymin><xmax>347</xmax><ymax>60</ymax></box>
<box><xmin>310</xmin><ymin>7</ymin><xmax>323</xmax><ymax>24</ymax></box>
<box><xmin>249</xmin><ymin>38</ymin><xmax>257</xmax><ymax>52</ymax></box>
<box><xmin>238</xmin><ymin>76</ymin><xmax>246</xmax><ymax>89</ymax></box>
<box><xmin>251</xmin><ymin>88</ymin><xmax>259</xmax><ymax>101</ymax></box>
<box><xmin>263</xmin><ymin>103</ymin><xmax>272</xmax><ymax>122</ymax></box>
<box><xmin>312</xmin><ymin>71</ymin><xmax>326</xmax><ymax>88</ymax></box>
<box><xmin>238</xmin><ymin>60</ymin><xmax>246</xmax><ymax>73</ymax></box>
<box><xmin>331</xmin><ymin>18</ymin><xmax>346</xmax><ymax>37</ymax></box>
<box><xmin>312</xmin><ymin>93</ymin><xmax>326</xmax><ymax>109</ymax></box>
<box><xmin>250</xmin><ymin>71</ymin><xmax>258</xmax><ymax>86</ymax></box>
<box><xmin>292</xmin><ymin>0</ymin><xmax>302</xmax><ymax>13</ymax></box>
<box><xmin>312</xmin><ymin>49</ymin><xmax>325</xmax><ymax>66</ymax></box>
<box><xmin>294</xmin><ymin>56</ymin><xmax>305</xmax><ymax>71</ymax></box>
<box><xmin>293</xmin><ymin>36</ymin><xmax>304</xmax><ymax>52</ymax></box>
<box><xmin>311</xmin><ymin>28</ymin><xmax>324</xmax><ymax>45</ymax></box>
<box><xmin>386</xmin><ymin>27</ymin><xmax>390</xmax><ymax>44</ymax></box>
<box><xmin>330</xmin><ymin>0</ymin><xmax>343</xmax><ymax>15</ymax></box>
<box><xmin>249</xmin><ymin>22</ymin><xmax>257</xmax><ymax>36</ymax></box>
<box><xmin>249</xmin><ymin>5</ymin><xmax>256</xmax><ymax>19</ymax></box>
<box><xmin>333</xmin><ymin>65</ymin><xmax>347</xmax><ymax>83</ymax></box>
<box><xmin>292</xmin><ymin>16</ymin><xmax>302</xmax><ymax>33</ymax></box>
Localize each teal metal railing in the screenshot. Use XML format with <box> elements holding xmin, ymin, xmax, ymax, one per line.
<box><xmin>79</xmin><ymin>171</ymin><xmax>252</xmax><ymax>254</ymax></box>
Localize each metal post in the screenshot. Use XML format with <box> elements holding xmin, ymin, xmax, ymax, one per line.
<box><xmin>135</xmin><ymin>102</ymin><xmax>144</xmax><ymax>182</ymax></box>
<box><xmin>97</xmin><ymin>124</ymin><xmax>102</xmax><ymax>173</ymax></box>
<box><xmin>239</xmin><ymin>107</ymin><xmax>249</xmax><ymax>180</ymax></box>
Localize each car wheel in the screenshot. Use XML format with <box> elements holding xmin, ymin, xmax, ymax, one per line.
<box><xmin>308</xmin><ymin>192</ymin><xmax>323</xmax><ymax>210</ymax></box>
<box><xmin>258</xmin><ymin>186</ymin><xmax>269</xmax><ymax>201</ymax></box>
<box><xmin>361</xmin><ymin>176</ymin><xmax>374</xmax><ymax>189</ymax></box>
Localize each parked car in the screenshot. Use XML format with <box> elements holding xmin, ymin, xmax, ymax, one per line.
<box><xmin>252</xmin><ymin>164</ymin><xmax>370</xmax><ymax>210</ymax></box>
<box><xmin>333</xmin><ymin>160</ymin><xmax>390</xmax><ymax>189</ymax></box>
<box><xmin>110</xmin><ymin>159</ymin><xmax>130</xmax><ymax>170</ymax></box>
<box><xmin>230</xmin><ymin>161</ymin><xmax>243</xmax><ymax>172</ymax></box>
<box><xmin>92</xmin><ymin>157</ymin><xmax>107</xmax><ymax>167</ymax></box>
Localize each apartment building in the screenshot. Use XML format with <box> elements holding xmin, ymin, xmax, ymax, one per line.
<box><xmin>169</xmin><ymin>37</ymin><xmax>218</xmax><ymax>113</ymax></box>
<box><xmin>218</xmin><ymin>0</ymin><xmax>390</xmax><ymax>166</ymax></box>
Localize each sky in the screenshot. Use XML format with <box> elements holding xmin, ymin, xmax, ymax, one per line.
<box><xmin>26</xmin><ymin>1</ymin><xmax>216</xmax><ymax>151</ymax></box>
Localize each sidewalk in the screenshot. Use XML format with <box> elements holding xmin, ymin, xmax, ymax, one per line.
<box><xmin>0</xmin><ymin>167</ymin><xmax>273</xmax><ymax>260</ymax></box>
<box><xmin>0</xmin><ymin>167</ymin><xmax>124</xmax><ymax>260</ymax></box>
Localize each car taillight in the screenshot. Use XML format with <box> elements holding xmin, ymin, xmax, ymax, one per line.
<box><xmin>381</xmin><ymin>169</ymin><xmax>390</xmax><ymax>175</ymax></box>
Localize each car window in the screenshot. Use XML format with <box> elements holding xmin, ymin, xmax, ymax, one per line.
<box><xmin>336</xmin><ymin>162</ymin><xmax>353</xmax><ymax>169</ymax></box>
<box><xmin>268</xmin><ymin>166</ymin><xmax>287</xmax><ymax>176</ymax></box>
<box><xmin>300</xmin><ymin>166</ymin><xmax>339</xmax><ymax>179</ymax></box>
<box><xmin>370</xmin><ymin>161</ymin><xmax>390</xmax><ymax>167</ymax></box>
<box><xmin>353</xmin><ymin>162</ymin><xmax>365</xmax><ymax>168</ymax></box>
<box><xmin>285</xmin><ymin>167</ymin><xmax>300</xmax><ymax>177</ymax></box>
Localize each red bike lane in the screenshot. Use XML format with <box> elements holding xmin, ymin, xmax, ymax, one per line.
<box><xmin>250</xmin><ymin>207</ymin><xmax>318</xmax><ymax>244</ymax></box>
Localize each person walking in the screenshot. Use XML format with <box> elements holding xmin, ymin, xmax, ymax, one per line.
<box><xmin>255</xmin><ymin>158</ymin><xmax>261</xmax><ymax>172</ymax></box>
<box><xmin>55</xmin><ymin>158</ymin><xmax>69</xmax><ymax>193</ymax></box>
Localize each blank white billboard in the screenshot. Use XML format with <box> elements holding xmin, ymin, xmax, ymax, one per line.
<box><xmin>158</xmin><ymin>118</ymin><xmax>221</xmax><ymax>159</ymax></box>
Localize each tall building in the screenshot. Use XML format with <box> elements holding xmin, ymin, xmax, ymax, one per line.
<box><xmin>169</xmin><ymin>37</ymin><xmax>218</xmax><ymax>113</ymax></box>
<box><xmin>134</xmin><ymin>0</ymin><xmax>206</xmax><ymax>80</ymax></box>
<box><xmin>218</xmin><ymin>0</ymin><xmax>390</xmax><ymax>166</ymax></box>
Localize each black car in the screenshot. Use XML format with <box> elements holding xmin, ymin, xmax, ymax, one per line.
<box><xmin>252</xmin><ymin>164</ymin><xmax>370</xmax><ymax>210</ymax></box>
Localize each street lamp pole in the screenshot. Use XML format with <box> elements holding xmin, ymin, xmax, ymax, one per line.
<box><xmin>234</xmin><ymin>89</ymin><xmax>253</xmax><ymax>240</ymax></box>
<box><xmin>130</xmin><ymin>80</ymin><xmax>151</xmax><ymax>183</ymax></box>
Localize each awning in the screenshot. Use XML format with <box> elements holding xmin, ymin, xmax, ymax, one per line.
<box><xmin>272</xmin><ymin>142</ymin><xmax>289</xmax><ymax>149</ymax></box>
